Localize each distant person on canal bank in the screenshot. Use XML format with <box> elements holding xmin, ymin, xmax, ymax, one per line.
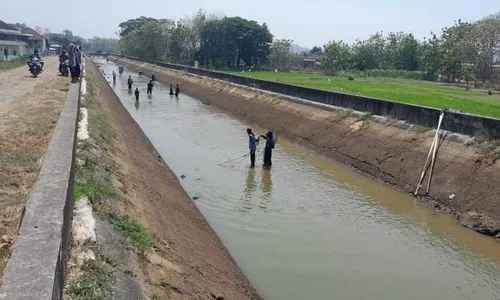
<box><xmin>134</xmin><ymin>87</ymin><xmax>140</xmax><ymax>101</ymax></box>
<box><xmin>147</xmin><ymin>80</ymin><xmax>153</xmax><ymax>95</ymax></box>
<box><xmin>151</xmin><ymin>72</ymin><xmax>156</xmax><ymax>82</ymax></box>
<box><xmin>247</xmin><ymin>128</ymin><xmax>259</xmax><ymax>168</ymax></box>
<box><xmin>260</xmin><ymin>131</ymin><xmax>276</xmax><ymax>167</ymax></box>
<box><xmin>128</xmin><ymin>76</ymin><xmax>133</xmax><ymax>89</ymax></box>
<box><xmin>67</xmin><ymin>44</ymin><xmax>78</xmax><ymax>83</ymax></box>
<box><xmin>175</xmin><ymin>84</ymin><xmax>180</xmax><ymax>97</ymax></box>
<box><xmin>169</xmin><ymin>84</ymin><xmax>174</xmax><ymax>96</ymax></box>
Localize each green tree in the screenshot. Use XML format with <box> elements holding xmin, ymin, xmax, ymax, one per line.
<box><xmin>269</xmin><ymin>39</ymin><xmax>293</xmax><ymax>70</ymax></box>
<box><xmin>462</xmin><ymin>65</ymin><xmax>475</xmax><ymax>91</ymax></box>
<box><xmin>320</xmin><ymin>40</ymin><xmax>350</xmax><ymax>75</ymax></box>
<box><xmin>198</xmin><ymin>17</ymin><xmax>272</xmax><ymax>68</ymax></box>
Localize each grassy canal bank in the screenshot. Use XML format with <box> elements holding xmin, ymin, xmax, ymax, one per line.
<box><xmin>64</xmin><ymin>58</ymin><xmax>260</xmax><ymax>300</ymax></box>
<box><xmin>222</xmin><ymin>70</ymin><xmax>500</xmax><ymax>118</ymax></box>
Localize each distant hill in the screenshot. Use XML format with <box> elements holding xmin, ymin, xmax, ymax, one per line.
<box><xmin>291</xmin><ymin>44</ymin><xmax>309</xmax><ymax>54</ymax></box>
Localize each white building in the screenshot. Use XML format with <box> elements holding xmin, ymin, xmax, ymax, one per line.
<box><xmin>0</xmin><ymin>20</ymin><xmax>33</xmax><ymax>61</ymax></box>
<box><xmin>21</xmin><ymin>27</ymin><xmax>47</xmax><ymax>55</ymax></box>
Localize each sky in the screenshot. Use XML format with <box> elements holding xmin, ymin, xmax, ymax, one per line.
<box><xmin>2</xmin><ymin>0</ymin><xmax>499</xmax><ymax>48</ymax></box>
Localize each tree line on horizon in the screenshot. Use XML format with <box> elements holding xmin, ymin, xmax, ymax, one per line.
<box><xmin>117</xmin><ymin>10</ymin><xmax>500</xmax><ymax>87</ymax></box>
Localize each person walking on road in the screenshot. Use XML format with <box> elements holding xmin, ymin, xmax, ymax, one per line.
<box><xmin>147</xmin><ymin>80</ymin><xmax>153</xmax><ymax>95</ymax></box>
<box><xmin>134</xmin><ymin>87</ymin><xmax>140</xmax><ymax>101</ymax></box>
<box><xmin>247</xmin><ymin>128</ymin><xmax>259</xmax><ymax>168</ymax></box>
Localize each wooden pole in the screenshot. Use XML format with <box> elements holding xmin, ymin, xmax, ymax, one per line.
<box><xmin>414</xmin><ymin>110</ymin><xmax>445</xmax><ymax>195</ymax></box>
<box><xmin>426</xmin><ymin>111</ymin><xmax>445</xmax><ymax>193</ymax></box>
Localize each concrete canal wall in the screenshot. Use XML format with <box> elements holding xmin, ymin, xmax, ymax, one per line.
<box><xmin>0</xmin><ymin>81</ymin><xmax>81</xmax><ymax>299</ymax></box>
<box><xmin>113</xmin><ymin>54</ymin><xmax>500</xmax><ymax>139</ymax></box>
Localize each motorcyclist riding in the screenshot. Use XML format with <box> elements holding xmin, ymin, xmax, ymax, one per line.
<box><xmin>28</xmin><ymin>49</ymin><xmax>44</xmax><ymax>72</ymax></box>
<box><xmin>59</xmin><ymin>50</ymin><xmax>68</xmax><ymax>63</ymax></box>
<box><xmin>58</xmin><ymin>50</ymin><xmax>69</xmax><ymax>76</ymax></box>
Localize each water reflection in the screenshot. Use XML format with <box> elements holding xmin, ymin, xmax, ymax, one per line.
<box><xmin>134</xmin><ymin>100</ymin><xmax>139</xmax><ymax>111</ymax></box>
<box><xmin>241</xmin><ymin>168</ymin><xmax>257</xmax><ymax>213</ymax></box>
<box><xmin>260</xmin><ymin>169</ymin><xmax>272</xmax><ymax>210</ymax></box>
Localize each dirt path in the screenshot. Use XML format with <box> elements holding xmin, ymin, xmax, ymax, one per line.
<box><xmin>0</xmin><ymin>56</ymin><xmax>70</xmax><ymax>277</ymax></box>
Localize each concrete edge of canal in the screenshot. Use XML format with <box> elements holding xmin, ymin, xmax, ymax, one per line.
<box><xmin>110</xmin><ymin>55</ymin><xmax>500</xmax><ymax>240</ymax></box>
<box><xmin>0</xmin><ymin>70</ymin><xmax>81</xmax><ymax>299</ymax></box>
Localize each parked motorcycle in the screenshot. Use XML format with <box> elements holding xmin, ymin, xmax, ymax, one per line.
<box><xmin>59</xmin><ymin>60</ymin><xmax>69</xmax><ymax>77</ymax></box>
<box><xmin>29</xmin><ymin>58</ymin><xmax>42</xmax><ymax>78</ymax></box>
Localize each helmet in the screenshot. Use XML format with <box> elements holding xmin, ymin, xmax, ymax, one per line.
<box><xmin>34</xmin><ymin>49</ymin><xmax>39</xmax><ymax>54</ymax></box>
<box><xmin>62</xmin><ymin>50</ymin><xmax>66</xmax><ymax>54</ymax></box>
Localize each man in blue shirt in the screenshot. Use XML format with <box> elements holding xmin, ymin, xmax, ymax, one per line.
<box><xmin>247</xmin><ymin>128</ymin><xmax>259</xmax><ymax>168</ymax></box>
<box><xmin>28</xmin><ymin>49</ymin><xmax>44</xmax><ymax>72</ymax></box>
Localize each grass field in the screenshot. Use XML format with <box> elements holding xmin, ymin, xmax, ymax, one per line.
<box><xmin>224</xmin><ymin>71</ymin><xmax>500</xmax><ymax>119</ymax></box>
<box><xmin>0</xmin><ymin>60</ymin><xmax>24</xmax><ymax>72</ymax></box>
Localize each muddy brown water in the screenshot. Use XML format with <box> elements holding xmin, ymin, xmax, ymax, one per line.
<box><xmin>96</xmin><ymin>59</ymin><xmax>500</xmax><ymax>300</ymax></box>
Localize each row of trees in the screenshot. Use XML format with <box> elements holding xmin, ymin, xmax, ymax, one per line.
<box><xmin>118</xmin><ymin>11</ymin><xmax>273</xmax><ymax>68</ymax></box>
<box><xmin>320</xmin><ymin>13</ymin><xmax>500</xmax><ymax>84</ymax></box>
<box><xmin>118</xmin><ymin>11</ymin><xmax>500</xmax><ymax>85</ymax></box>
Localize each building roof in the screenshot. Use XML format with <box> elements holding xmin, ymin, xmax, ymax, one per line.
<box><xmin>22</xmin><ymin>28</ymin><xmax>43</xmax><ymax>40</ymax></box>
<box><xmin>303</xmin><ymin>53</ymin><xmax>322</xmax><ymax>61</ymax></box>
<box><xmin>0</xmin><ymin>20</ymin><xmax>18</xmax><ymax>31</ymax></box>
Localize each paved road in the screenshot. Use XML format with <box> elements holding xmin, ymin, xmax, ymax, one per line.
<box><xmin>0</xmin><ymin>56</ymin><xmax>62</xmax><ymax>109</ymax></box>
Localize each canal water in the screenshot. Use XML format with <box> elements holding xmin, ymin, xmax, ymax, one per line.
<box><xmin>96</xmin><ymin>59</ymin><xmax>500</xmax><ymax>300</ymax></box>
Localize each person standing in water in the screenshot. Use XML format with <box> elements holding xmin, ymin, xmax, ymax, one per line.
<box><xmin>260</xmin><ymin>131</ymin><xmax>275</xmax><ymax>167</ymax></box>
<box><xmin>147</xmin><ymin>80</ymin><xmax>153</xmax><ymax>95</ymax></box>
<box><xmin>151</xmin><ymin>72</ymin><xmax>156</xmax><ymax>82</ymax></box>
<box><xmin>134</xmin><ymin>87</ymin><xmax>140</xmax><ymax>101</ymax></box>
<box><xmin>175</xmin><ymin>84</ymin><xmax>180</xmax><ymax>97</ymax></box>
<box><xmin>112</xmin><ymin>71</ymin><xmax>116</xmax><ymax>83</ymax></box>
<box><xmin>247</xmin><ymin>128</ymin><xmax>259</xmax><ymax>168</ymax></box>
<box><xmin>127</xmin><ymin>76</ymin><xmax>133</xmax><ymax>89</ymax></box>
<box><xmin>169</xmin><ymin>84</ymin><xmax>174</xmax><ymax>96</ymax></box>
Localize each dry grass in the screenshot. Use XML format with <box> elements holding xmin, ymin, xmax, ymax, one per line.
<box><xmin>0</xmin><ymin>76</ymin><xmax>69</xmax><ymax>276</ymax></box>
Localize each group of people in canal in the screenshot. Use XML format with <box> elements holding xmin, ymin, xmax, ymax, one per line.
<box><xmin>116</xmin><ymin>69</ymin><xmax>180</xmax><ymax>101</ymax></box>
<box><xmin>247</xmin><ymin>128</ymin><xmax>277</xmax><ymax>168</ymax></box>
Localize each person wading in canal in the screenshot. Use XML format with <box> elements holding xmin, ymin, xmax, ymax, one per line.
<box><xmin>175</xmin><ymin>84</ymin><xmax>180</xmax><ymax>97</ymax></box>
<box><xmin>151</xmin><ymin>72</ymin><xmax>156</xmax><ymax>82</ymax></box>
<box><xmin>260</xmin><ymin>131</ymin><xmax>276</xmax><ymax>167</ymax></box>
<box><xmin>128</xmin><ymin>75</ymin><xmax>133</xmax><ymax>89</ymax></box>
<box><xmin>134</xmin><ymin>87</ymin><xmax>140</xmax><ymax>101</ymax></box>
<box><xmin>169</xmin><ymin>84</ymin><xmax>174</xmax><ymax>96</ymax></box>
<box><xmin>147</xmin><ymin>80</ymin><xmax>153</xmax><ymax>95</ymax></box>
<box><xmin>247</xmin><ymin>128</ymin><xmax>259</xmax><ymax>168</ymax></box>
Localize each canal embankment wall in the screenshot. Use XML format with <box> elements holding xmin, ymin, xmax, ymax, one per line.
<box><xmin>0</xmin><ymin>79</ymin><xmax>80</xmax><ymax>299</ymax></box>
<box><xmin>111</xmin><ymin>56</ymin><xmax>500</xmax><ymax>238</ymax></box>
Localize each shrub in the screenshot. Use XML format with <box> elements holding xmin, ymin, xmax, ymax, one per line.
<box><xmin>347</xmin><ymin>76</ymin><xmax>354</xmax><ymax>81</ymax></box>
<box><xmin>488</xmin><ymin>89</ymin><xmax>493</xmax><ymax>96</ymax></box>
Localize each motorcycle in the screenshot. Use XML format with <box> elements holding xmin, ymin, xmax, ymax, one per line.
<box><xmin>59</xmin><ymin>60</ymin><xmax>69</xmax><ymax>77</ymax></box>
<box><xmin>29</xmin><ymin>58</ymin><xmax>42</xmax><ymax>77</ymax></box>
